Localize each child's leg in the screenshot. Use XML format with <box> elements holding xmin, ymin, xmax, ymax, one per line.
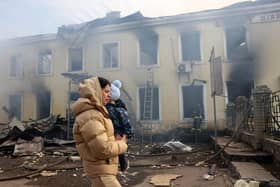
<box><xmin>119</xmin><ymin>154</ymin><xmax>128</xmax><ymax>172</ymax></box>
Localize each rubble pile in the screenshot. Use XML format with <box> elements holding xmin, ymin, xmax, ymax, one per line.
<box><xmin>0</xmin><ymin>115</ymin><xmax>74</xmax><ymax>157</ymax></box>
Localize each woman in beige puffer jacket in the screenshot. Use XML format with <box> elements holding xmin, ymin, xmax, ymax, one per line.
<box><xmin>72</xmin><ymin>77</ymin><xmax>127</xmax><ymax>187</ymax></box>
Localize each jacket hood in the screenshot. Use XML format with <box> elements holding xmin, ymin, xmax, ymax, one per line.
<box><xmin>71</xmin><ymin>77</ymin><xmax>109</xmax><ymax>117</ymax></box>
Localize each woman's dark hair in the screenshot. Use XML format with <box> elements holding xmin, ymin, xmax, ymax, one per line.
<box><xmin>98</xmin><ymin>77</ymin><xmax>110</xmax><ymax>89</ymax></box>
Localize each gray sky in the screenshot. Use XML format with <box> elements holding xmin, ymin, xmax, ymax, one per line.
<box><xmin>0</xmin><ymin>0</ymin><xmax>248</xmax><ymax>40</ymax></box>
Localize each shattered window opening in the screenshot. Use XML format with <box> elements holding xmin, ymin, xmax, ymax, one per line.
<box><xmin>38</xmin><ymin>49</ymin><xmax>52</xmax><ymax>75</ymax></box>
<box><xmin>68</xmin><ymin>48</ymin><xmax>83</xmax><ymax>72</ymax></box>
<box><xmin>226</xmin><ymin>81</ymin><xmax>254</xmax><ymax>102</ymax></box>
<box><xmin>139</xmin><ymin>32</ymin><xmax>158</xmax><ymax>66</ymax></box>
<box><xmin>182</xmin><ymin>85</ymin><xmax>204</xmax><ymax>119</ymax></box>
<box><xmin>180</xmin><ymin>31</ymin><xmax>201</xmax><ymax>62</ymax></box>
<box><xmin>9</xmin><ymin>55</ymin><xmax>23</xmax><ymax>79</ymax></box>
<box><xmin>102</xmin><ymin>42</ymin><xmax>119</xmax><ymax>69</ymax></box>
<box><xmin>9</xmin><ymin>94</ymin><xmax>22</xmax><ymax>120</ymax></box>
<box><xmin>139</xmin><ymin>87</ymin><xmax>159</xmax><ymax>120</ymax></box>
<box><xmin>225</xmin><ymin>26</ymin><xmax>248</xmax><ymax>60</ymax></box>
<box><xmin>36</xmin><ymin>91</ymin><xmax>51</xmax><ymax>120</ymax></box>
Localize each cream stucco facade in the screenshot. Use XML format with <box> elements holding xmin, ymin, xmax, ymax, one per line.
<box><xmin>0</xmin><ymin>1</ymin><xmax>280</xmax><ymax>131</ymax></box>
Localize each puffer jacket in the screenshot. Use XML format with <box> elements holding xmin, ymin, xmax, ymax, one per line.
<box><xmin>106</xmin><ymin>100</ymin><xmax>133</xmax><ymax>138</ymax></box>
<box><xmin>72</xmin><ymin>77</ymin><xmax>127</xmax><ymax>177</ymax></box>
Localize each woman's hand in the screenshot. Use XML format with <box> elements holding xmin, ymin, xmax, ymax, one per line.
<box><xmin>121</xmin><ymin>134</ymin><xmax>127</xmax><ymax>143</ymax></box>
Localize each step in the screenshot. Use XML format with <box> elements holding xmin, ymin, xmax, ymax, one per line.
<box><xmin>212</xmin><ymin>136</ymin><xmax>272</xmax><ymax>159</ymax></box>
<box><xmin>231</xmin><ymin>161</ymin><xmax>279</xmax><ymax>182</ymax></box>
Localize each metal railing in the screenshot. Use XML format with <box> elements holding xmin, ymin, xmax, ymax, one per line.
<box><xmin>266</xmin><ymin>90</ymin><xmax>280</xmax><ymax>138</ymax></box>
<box><xmin>226</xmin><ymin>89</ymin><xmax>280</xmax><ymax>139</ymax></box>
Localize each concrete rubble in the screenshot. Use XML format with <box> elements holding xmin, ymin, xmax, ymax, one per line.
<box><xmin>0</xmin><ymin>115</ymin><xmax>72</xmax><ymax>156</ymax></box>
<box><xmin>150</xmin><ymin>174</ymin><xmax>182</xmax><ymax>186</ymax></box>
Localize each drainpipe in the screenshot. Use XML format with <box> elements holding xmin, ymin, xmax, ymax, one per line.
<box><xmin>67</xmin><ymin>80</ymin><xmax>71</xmax><ymax>140</ymax></box>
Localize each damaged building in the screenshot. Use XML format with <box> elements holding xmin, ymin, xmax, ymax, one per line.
<box><xmin>0</xmin><ymin>0</ymin><xmax>280</xmax><ymax>137</ymax></box>
<box><xmin>1</xmin><ymin>1</ymin><xmax>280</xmax><ymax>186</ymax></box>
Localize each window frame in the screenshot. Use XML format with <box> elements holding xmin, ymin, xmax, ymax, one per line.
<box><xmin>37</xmin><ymin>49</ymin><xmax>53</xmax><ymax>76</ymax></box>
<box><xmin>137</xmin><ymin>32</ymin><xmax>159</xmax><ymax>68</ymax></box>
<box><xmin>179</xmin><ymin>30</ymin><xmax>203</xmax><ymax>64</ymax></box>
<box><xmin>101</xmin><ymin>41</ymin><xmax>121</xmax><ymax>70</ymax></box>
<box><xmin>68</xmin><ymin>48</ymin><xmax>84</xmax><ymax>72</ymax></box>
<box><xmin>137</xmin><ymin>86</ymin><xmax>161</xmax><ymax>121</ymax></box>
<box><xmin>224</xmin><ymin>26</ymin><xmax>248</xmax><ymax>61</ymax></box>
<box><xmin>9</xmin><ymin>54</ymin><xmax>23</xmax><ymax>79</ymax></box>
<box><xmin>9</xmin><ymin>94</ymin><xmax>23</xmax><ymax>120</ymax></box>
<box><xmin>36</xmin><ymin>90</ymin><xmax>52</xmax><ymax>120</ymax></box>
<box><xmin>179</xmin><ymin>83</ymin><xmax>207</xmax><ymax>121</ymax></box>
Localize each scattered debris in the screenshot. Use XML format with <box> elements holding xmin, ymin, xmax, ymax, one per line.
<box><xmin>195</xmin><ymin>161</ymin><xmax>205</xmax><ymax>167</ymax></box>
<box><xmin>150</xmin><ymin>144</ymin><xmax>167</xmax><ymax>154</ymax></box>
<box><xmin>40</xmin><ymin>170</ymin><xmax>58</xmax><ymax>177</ymax></box>
<box><xmin>53</xmin><ymin>152</ymin><xmax>64</xmax><ymax>156</ymax></box>
<box><xmin>69</xmin><ymin>156</ymin><xmax>81</xmax><ymax>161</ymax></box>
<box><xmin>8</xmin><ymin>118</ymin><xmax>25</xmax><ymax>131</ymax></box>
<box><xmin>129</xmin><ymin>171</ymin><xmax>139</xmax><ymax>176</ymax></box>
<box><xmin>36</xmin><ymin>152</ymin><xmax>44</xmax><ymax>158</ymax></box>
<box><xmin>0</xmin><ymin>157</ymin><xmax>67</xmax><ymax>181</ymax></box>
<box><xmin>13</xmin><ymin>137</ymin><xmax>44</xmax><ymax>156</ymax></box>
<box><xmin>150</xmin><ymin>174</ymin><xmax>182</xmax><ymax>186</ymax></box>
<box><xmin>44</xmin><ymin>126</ymin><xmax>66</xmax><ymax>140</ymax></box>
<box><xmin>0</xmin><ymin>124</ymin><xmax>10</xmax><ymax>139</ymax></box>
<box><xmin>163</xmin><ymin>141</ymin><xmax>192</xmax><ymax>152</ymax></box>
<box><xmin>234</xmin><ymin>179</ymin><xmax>261</xmax><ymax>187</ymax></box>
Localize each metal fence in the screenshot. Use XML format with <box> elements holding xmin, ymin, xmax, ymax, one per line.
<box><xmin>226</xmin><ymin>89</ymin><xmax>280</xmax><ymax>139</ymax></box>
<box><xmin>266</xmin><ymin>90</ymin><xmax>280</xmax><ymax>138</ymax></box>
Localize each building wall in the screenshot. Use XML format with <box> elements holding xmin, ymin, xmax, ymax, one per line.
<box><xmin>0</xmin><ymin>8</ymin><xmax>279</xmax><ymax>130</ymax></box>
<box><xmin>0</xmin><ymin>39</ymin><xmax>70</xmax><ymax>123</ymax></box>
<box><xmin>249</xmin><ymin>21</ymin><xmax>280</xmax><ymax>91</ymax></box>
<box><xmin>82</xmin><ymin>21</ymin><xmax>227</xmax><ymax>128</ymax></box>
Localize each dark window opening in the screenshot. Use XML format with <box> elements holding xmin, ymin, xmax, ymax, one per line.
<box><xmin>69</xmin><ymin>48</ymin><xmax>83</xmax><ymax>71</ymax></box>
<box><xmin>182</xmin><ymin>85</ymin><xmax>204</xmax><ymax>118</ymax></box>
<box><xmin>181</xmin><ymin>31</ymin><xmax>201</xmax><ymax>62</ymax></box>
<box><xmin>226</xmin><ymin>27</ymin><xmax>249</xmax><ymax>60</ymax></box>
<box><xmin>227</xmin><ymin>81</ymin><xmax>254</xmax><ymax>102</ymax></box>
<box><xmin>138</xmin><ymin>31</ymin><xmax>158</xmax><ymax>66</ymax></box>
<box><xmin>103</xmin><ymin>43</ymin><xmax>119</xmax><ymax>68</ymax></box>
<box><xmin>36</xmin><ymin>91</ymin><xmax>51</xmax><ymax>119</ymax></box>
<box><xmin>139</xmin><ymin>87</ymin><xmax>159</xmax><ymax>120</ymax></box>
<box><xmin>9</xmin><ymin>94</ymin><xmax>22</xmax><ymax>120</ymax></box>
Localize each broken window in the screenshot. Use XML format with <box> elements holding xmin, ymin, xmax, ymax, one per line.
<box><xmin>102</xmin><ymin>42</ymin><xmax>119</xmax><ymax>69</ymax></box>
<box><xmin>9</xmin><ymin>55</ymin><xmax>23</xmax><ymax>78</ymax></box>
<box><xmin>38</xmin><ymin>49</ymin><xmax>52</xmax><ymax>75</ymax></box>
<box><xmin>139</xmin><ymin>87</ymin><xmax>159</xmax><ymax>120</ymax></box>
<box><xmin>68</xmin><ymin>48</ymin><xmax>83</xmax><ymax>72</ymax></box>
<box><xmin>36</xmin><ymin>91</ymin><xmax>51</xmax><ymax>119</ymax></box>
<box><xmin>180</xmin><ymin>31</ymin><xmax>201</xmax><ymax>62</ymax></box>
<box><xmin>225</xmin><ymin>26</ymin><xmax>248</xmax><ymax>60</ymax></box>
<box><xmin>138</xmin><ymin>30</ymin><xmax>158</xmax><ymax>66</ymax></box>
<box><xmin>9</xmin><ymin>94</ymin><xmax>22</xmax><ymax>120</ymax></box>
<box><xmin>182</xmin><ymin>85</ymin><xmax>204</xmax><ymax>119</ymax></box>
<box><xmin>226</xmin><ymin>81</ymin><xmax>254</xmax><ymax>102</ymax></box>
